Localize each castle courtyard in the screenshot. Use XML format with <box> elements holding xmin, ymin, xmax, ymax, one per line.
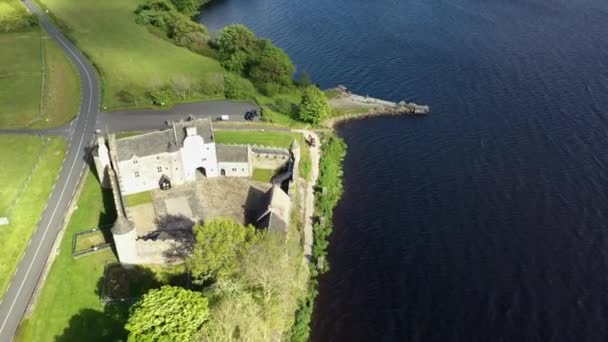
<box><xmin>126</xmin><ymin>177</ymin><xmax>273</xmax><ymax>236</ymax></box>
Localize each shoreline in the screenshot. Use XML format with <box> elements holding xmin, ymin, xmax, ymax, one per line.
<box><xmin>324</xmin><ymin>85</ymin><xmax>430</xmax><ymax>128</ymax></box>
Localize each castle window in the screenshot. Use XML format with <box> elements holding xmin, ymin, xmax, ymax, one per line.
<box><xmin>133</xmin><ymin>159</ymin><xmax>138</xmax><ymax>164</ymax></box>
<box><xmin>135</xmin><ymin>171</ymin><xmax>140</xmax><ymax>178</ymax></box>
<box><xmin>157</xmin><ymin>167</ymin><xmax>162</xmax><ymax>173</ymax></box>
<box><xmin>157</xmin><ymin>156</ymin><xmax>160</xmax><ymax>160</ymax></box>
<box><xmin>232</xmin><ymin>168</ymin><xmax>237</xmax><ymax>172</ymax></box>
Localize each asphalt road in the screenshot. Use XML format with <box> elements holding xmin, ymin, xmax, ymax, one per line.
<box><xmin>97</xmin><ymin>100</ymin><xmax>259</xmax><ymax>132</ymax></box>
<box><xmin>0</xmin><ymin>1</ymin><xmax>100</xmax><ymax>340</ymax></box>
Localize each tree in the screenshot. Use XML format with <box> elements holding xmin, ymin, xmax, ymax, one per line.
<box><xmin>238</xmin><ymin>232</ymin><xmax>308</xmax><ymax>336</ymax></box>
<box><xmin>187</xmin><ymin>218</ymin><xmax>257</xmax><ymax>283</ymax></box>
<box><xmin>199</xmin><ymin>290</ymin><xmax>267</xmax><ymax>341</ymax></box>
<box><xmin>215</xmin><ymin>24</ymin><xmax>257</xmax><ymax>57</ymax></box>
<box><xmin>125</xmin><ymin>286</ymin><xmax>209</xmax><ymax>342</ymax></box>
<box><xmin>298</xmin><ymin>85</ymin><xmax>331</xmax><ymax>124</ymax></box>
<box><xmin>222</xmin><ymin>50</ymin><xmax>248</xmax><ymax>74</ymax></box>
<box><xmin>248</xmin><ymin>42</ymin><xmax>295</xmax><ymax>87</ymax></box>
<box><xmin>297</xmin><ymin>71</ymin><xmax>312</xmax><ymax>88</ymax></box>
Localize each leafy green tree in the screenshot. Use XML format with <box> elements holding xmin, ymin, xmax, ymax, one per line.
<box><xmin>125</xmin><ymin>286</ymin><xmax>209</xmax><ymax>342</ymax></box>
<box><xmin>216</xmin><ymin>24</ymin><xmax>258</xmax><ymax>57</ymax></box>
<box><xmin>187</xmin><ymin>218</ymin><xmax>257</xmax><ymax>283</ymax></box>
<box><xmin>248</xmin><ymin>42</ymin><xmax>295</xmax><ymax>87</ymax></box>
<box><xmin>169</xmin><ymin>0</ymin><xmax>199</xmax><ymax>15</ymax></box>
<box><xmin>297</xmin><ymin>71</ymin><xmax>312</xmax><ymax>88</ymax></box>
<box><xmin>199</xmin><ymin>290</ymin><xmax>267</xmax><ymax>341</ymax></box>
<box><xmin>222</xmin><ymin>50</ymin><xmax>248</xmax><ymax>74</ymax></box>
<box><xmin>238</xmin><ymin>232</ymin><xmax>308</xmax><ymax>337</ymax></box>
<box><xmin>298</xmin><ymin>86</ymin><xmax>331</xmax><ymax>124</ymax></box>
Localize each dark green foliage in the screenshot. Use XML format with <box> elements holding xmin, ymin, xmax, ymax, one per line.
<box><xmin>224</xmin><ymin>73</ymin><xmax>255</xmax><ymax>100</ymax></box>
<box><xmin>125</xmin><ymin>286</ymin><xmax>209</xmax><ymax>342</ymax></box>
<box><xmin>134</xmin><ymin>0</ymin><xmax>210</xmax><ymax>53</ymax></box>
<box><xmin>221</xmin><ymin>50</ymin><xmax>248</xmax><ymax>74</ymax></box>
<box><xmin>215</xmin><ymin>25</ymin><xmax>296</xmax><ymax>92</ymax></box>
<box><xmin>172</xmin><ymin>16</ymin><xmax>209</xmax><ymax>50</ymax></box>
<box><xmin>148</xmin><ymin>89</ymin><xmax>171</xmax><ymax>106</ymax></box>
<box><xmin>289</xmin><ymin>136</ymin><xmax>346</xmax><ymax>341</ymax></box>
<box><xmin>297</xmin><ymin>71</ymin><xmax>312</xmax><ymax>88</ymax></box>
<box><xmin>215</xmin><ymin>24</ymin><xmax>258</xmax><ymax>57</ymax></box>
<box><xmin>313</xmin><ymin>136</ymin><xmax>346</xmax><ymax>263</ymax></box>
<box><xmin>249</xmin><ymin>43</ymin><xmax>295</xmax><ymax>86</ymax></box>
<box><xmin>169</xmin><ymin>0</ymin><xmax>199</xmax><ymax>16</ymax></box>
<box><xmin>187</xmin><ymin>218</ymin><xmax>257</xmax><ymax>283</ymax></box>
<box><xmin>298</xmin><ymin>85</ymin><xmax>331</xmax><ymax>124</ymax></box>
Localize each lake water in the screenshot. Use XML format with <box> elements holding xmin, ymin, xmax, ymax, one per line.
<box><xmin>199</xmin><ymin>0</ymin><xmax>608</xmax><ymax>340</ymax></box>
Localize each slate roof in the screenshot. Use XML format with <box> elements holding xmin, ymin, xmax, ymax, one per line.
<box><xmin>115</xmin><ymin>130</ymin><xmax>178</xmax><ymax>161</ymax></box>
<box><xmin>173</xmin><ymin>118</ymin><xmax>214</xmax><ymax>145</ymax></box>
<box><xmin>217</xmin><ymin>144</ymin><xmax>249</xmax><ymax>163</ymax></box>
<box><xmin>114</xmin><ymin>118</ymin><xmax>215</xmax><ymax>161</ymax></box>
<box><xmin>256</xmin><ymin>186</ymin><xmax>291</xmax><ymax>234</ymax></box>
<box><xmin>257</xmin><ymin>211</ymin><xmax>288</xmax><ymax>234</ymax></box>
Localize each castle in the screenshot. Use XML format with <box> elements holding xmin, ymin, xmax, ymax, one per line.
<box><xmin>93</xmin><ymin>116</ymin><xmax>298</xmax><ymax>265</ymax></box>
<box><xmin>94</xmin><ymin>116</ymin><xmax>253</xmax><ymax>195</ymax></box>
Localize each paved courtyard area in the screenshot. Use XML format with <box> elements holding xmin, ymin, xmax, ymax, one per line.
<box><xmin>126</xmin><ymin>178</ymin><xmax>272</xmax><ymax>236</ymax></box>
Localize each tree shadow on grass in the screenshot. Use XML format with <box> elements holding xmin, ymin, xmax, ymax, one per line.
<box><xmin>54</xmin><ymin>305</ymin><xmax>129</xmax><ymax>342</ymax></box>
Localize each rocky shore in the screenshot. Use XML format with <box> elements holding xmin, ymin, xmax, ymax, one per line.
<box><xmin>325</xmin><ymin>85</ymin><xmax>429</xmax><ymax>127</ymax></box>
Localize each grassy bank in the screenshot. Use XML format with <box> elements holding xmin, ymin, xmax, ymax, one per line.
<box><xmin>290</xmin><ymin>135</ymin><xmax>346</xmax><ymax>341</ymax></box>
<box><xmin>0</xmin><ymin>136</ymin><xmax>66</xmax><ymax>295</ymax></box>
<box><xmin>36</xmin><ymin>0</ymin><xmax>224</xmax><ymax>110</ymax></box>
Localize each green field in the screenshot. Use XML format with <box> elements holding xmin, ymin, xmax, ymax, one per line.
<box><xmin>0</xmin><ymin>136</ymin><xmax>66</xmax><ymax>295</ymax></box>
<box><xmin>0</xmin><ymin>3</ymin><xmax>80</xmax><ymax>129</ymax></box>
<box><xmin>37</xmin><ymin>0</ymin><xmax>225</xmax><ymax>110</ymax></box>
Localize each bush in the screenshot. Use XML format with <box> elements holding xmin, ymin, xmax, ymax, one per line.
<box><xmin>224</xmin><ymin>73</ymin><xmax>255</xmax><ymax>100</ymax></box>
<box><xmin>298</xmin><ymin>86</ymin><xmax>331</xmax><ymax>124</ymax></box>
<box><xmin>148</xmin><ymin>89</ymin><xmax>171</xmax><ymax>106</ymax></box>
<box><xmin>248</xmin><ymin>41</ymin><xmax>295</xmax><ymax>87</ymax></box>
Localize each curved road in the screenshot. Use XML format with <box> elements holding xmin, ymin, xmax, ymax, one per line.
<box><xmin>0</xmin><ymin>0</ymin><xmax>100</xmax><ymax>340</ymax></box>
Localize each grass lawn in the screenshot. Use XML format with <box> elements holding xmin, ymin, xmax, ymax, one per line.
<box><xmin>17</xmin><ymin>173</ymin><xmax>190</xmax><ymax>342</ymax></box>
<box><xmin>36</xmin><ymin>0</ymin><xmax>225</xmax><ymax>110</ymax></box>
<box><xmin>255</xmin><ymin>90</ymin><xmax>304</xmax><ymax>126</ymax></box>
<box><xmin>124</xmin><ymin>190</ymin><xmax>152</xmax><ymax>207</ymax></box>
<box><xmin>0</xmin><ymin>136</ymin><xmax>66</xmax><ymax>295</ymax></box>
<box><xmin>214</xmin><ymin>130</ymin><xmax>312</xmax><ymax>180</ymax></box>
<box><xmin>252</xmin><ymin>168</ymin><xmax>278</xmax><ymax>183</ymax></box>
<box><xmin>215</xmin><ymin>130</ymin><xmax>295</xmax><ymax>148</ymax></box>
<box><xmin>0</xmin><ymin>20</ymin><xmax>80</xmax><ymax>128</ymax></box>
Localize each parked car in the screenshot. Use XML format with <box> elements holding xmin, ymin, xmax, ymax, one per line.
<box><xmin>220</xmin><ymin>115</ymin><xmax>230</xmax><ymax>121</ymax></box>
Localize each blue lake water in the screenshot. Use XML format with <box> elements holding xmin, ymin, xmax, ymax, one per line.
<box><xmin>199</xmin><ymin>0</ymin><xmax>608</xmax><ymax>340</ymax></box>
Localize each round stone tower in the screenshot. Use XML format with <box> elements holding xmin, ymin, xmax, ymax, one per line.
<box><xmin>112</xmin><ymin>216</ymin><xmax>138</xmax><ymax>266</ymax></box>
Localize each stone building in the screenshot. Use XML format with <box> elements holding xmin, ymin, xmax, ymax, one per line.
<box><xmin>93</xmin><ymin>116</ymin><xmax>298</xmax><ymax>266</ymax></box>
<box><xmin>94</xmin><ymin>117</ymin><xmax>252</xmax><ymax>196</ymax></box>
